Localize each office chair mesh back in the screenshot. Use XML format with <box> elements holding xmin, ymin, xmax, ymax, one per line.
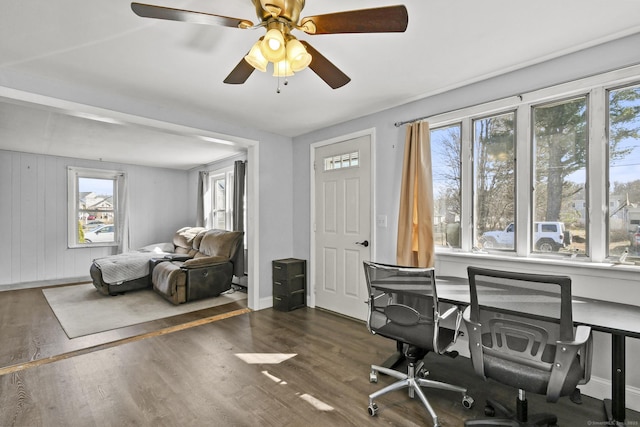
<box><xmin>465</xmin><ymin>267</ymin><xmax>590</xmax><ymax>402</ymax></box>
<box><xmin>364</xmin><ymin>261</ymin><xmax>454</xmax><ymax>353</ymax></box>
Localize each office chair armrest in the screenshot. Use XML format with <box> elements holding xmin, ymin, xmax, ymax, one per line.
<box><xmin>438</xmin><ymin>305</ymin><xmax>464</xmax><ymax>342</ymax></box>
<box><xmin>570</xmin><ymin>325</ymin><xmax>592</xmax><ymax>346</ymax></box>
<box><xmin>547</xmin><ymin>325</ymin><xmax>593</xmax><ymax>402</ymax></box>
<box><xmin>439</xmin><ymin>305</ymin><xmax>459</xmax><ymax>321</ymax></box>
<box><xmin>463</xmin><ymin>307</ymin><xmax>486</xmax><ymax>379</ymax></box>
<box><xmin>567</xmin><ymin>325</ymin><xmax>593</xmax><ymax>384</ymax></box>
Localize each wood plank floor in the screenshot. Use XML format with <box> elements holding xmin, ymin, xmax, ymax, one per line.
<box><xmin>1</xmin><ymin>286</ymin><xmax>638</xmax><ymax>426</ymax></box>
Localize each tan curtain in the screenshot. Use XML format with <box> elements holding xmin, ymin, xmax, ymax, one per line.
<box><xmin>396</xmin><ymin>121</ymin><xmax>435</xmax><ymax>267</ymax></box>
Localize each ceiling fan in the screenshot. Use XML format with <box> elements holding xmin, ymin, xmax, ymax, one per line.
<box><xmin>131</xmin><ymin>1</ymin><xmax>408</xmax><ymax>89</ymax></box>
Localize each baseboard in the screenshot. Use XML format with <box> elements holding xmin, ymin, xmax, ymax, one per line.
<box><xmin>449</xmin><ymin>339</ymin><xmax>640</xmax><ymax>413</ymax></box>
<box><xmin>580</xmin><ymin>376</ymin><xmax>640</xmax><ymax>413</ymax></box>
<box><xmin>257</xmin><ymin>296</ymin><xmax>274</xmax><ymax>310</ymax></box>
<box><xmin>0</xmin><ymin>276</ymin><xmax>92</xmax><ymax>292</ymax></box>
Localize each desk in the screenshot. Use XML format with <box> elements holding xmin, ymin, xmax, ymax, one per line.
<box><xmin>434</xmin><ymin>275</ymin><xmax>640</xmax><ymax>425</ymax></box>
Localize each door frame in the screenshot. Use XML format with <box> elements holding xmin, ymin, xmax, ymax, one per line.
<box><xmin>308</xmin><ymin>128</ymin><xmax>377</xmax><ymax>310</ymax></box>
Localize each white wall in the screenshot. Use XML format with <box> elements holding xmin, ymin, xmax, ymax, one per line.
<box><xmin>0</xmin><ymin>149</ymin><xmax>190</xmax><ymax>286</ymax></box>
<box><xmin>292</xmin><ymin>33</ymin><xmax>640</xmax><ymax>410</ymax></box>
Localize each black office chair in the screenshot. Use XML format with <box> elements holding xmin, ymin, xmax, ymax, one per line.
<box><xmin>463</xmin><ymin>267</ymin><xmax>592</xmax><ymax>426</ymax></box>
<box><xmin>364</xmin><ymin>261</ymin><xmax>474</xmax><ymax>426</ymax></box>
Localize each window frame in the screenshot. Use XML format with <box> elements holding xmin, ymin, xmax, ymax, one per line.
<box><xmin>67</xmin><ymin>166</ymin><xmax>123</xmax><ymax>249</ymax></box>
<box><xmin>208</xmin><ymin>166</ymin><xmax>234</xmax><ymax>231</ymax></box>
<box><xmin>431</xmin><ymin>122</ymin><xmax>462</xmax><ymax>249</ymax></box>
<box><xmin>530</xmin><ymin>94</ymin><xmax>590</xmax><ymax>256</ymax></box>
<box><xmin>426</xmin><ymin>64</ymin><xmax>640</xmax><ymax>266</ymax></box>
<box><xmin>606</xmin><ymin>82</ymin><xmax>640</xmax><ymax>259</ymax></box>
<box><xmin>471</xmin><ymin>109</ymin><xmax>518</xmax><ymax>253</ymax></box>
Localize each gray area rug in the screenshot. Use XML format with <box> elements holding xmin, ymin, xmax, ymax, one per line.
<box><xmin>43</xmin><ymin>283</ymin><xmax>247</xmax><ymax>339</ymax></box>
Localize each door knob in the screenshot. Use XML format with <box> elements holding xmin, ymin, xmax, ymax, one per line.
<box><xmin>356</xmin><ymin>240</ymin><xmax>369</xmax><ymax>247</ymax></box>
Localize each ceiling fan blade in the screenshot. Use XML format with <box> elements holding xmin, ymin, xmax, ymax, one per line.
<box><xmin>299</xmin><ymin>5</ymin><xmax>408</xmax><ymax>35</ymax></box>
<box><xmin>131</xmin><ymin>2</ymin><xmax>253</xmax><ymax>29</ymax></box>
<box><xmin>300</xmin><ymin>41</ymin><xmax>350</xmax><ymax>89</ymax></box>
<box><xmin>223</xmin><ymin>56</ymin><xmax>255</xmax><ymax>85</ymax></box>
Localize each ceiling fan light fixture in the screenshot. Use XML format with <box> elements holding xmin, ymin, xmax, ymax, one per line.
<box><xmin>272</xmin><ymin>60</ymin><xmax>294</xmax><ymax>77</ymax></box>
<box><xmin>244</xmin><ymin>40</ymin><xmax>268</xmax><ymax>72</ymax></box>
<box><xmin>286</xmin><ymin>38</ymin><xmax>312</xmax><ymax>72</ymax></box>
<box><xmin>261</xmin><ymin>28</ymin><xmax>286</xmax><ymax>62</ymax></box>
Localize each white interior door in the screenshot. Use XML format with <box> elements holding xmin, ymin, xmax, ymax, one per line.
<box><xmin>314</xmin><ymin>135</ymin><xmax>371</xmax><ymax>320</ymax></box>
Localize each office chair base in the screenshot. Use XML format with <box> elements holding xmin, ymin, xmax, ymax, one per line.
<box><xmin>368</xmin><ymin>363</ymin><xmax>473</xmax><ymax>427</ymax></box>
<box><xmin>464</xmin><ymin>397</ymin><xmax>558</xmax><ymax>426</ymax></box>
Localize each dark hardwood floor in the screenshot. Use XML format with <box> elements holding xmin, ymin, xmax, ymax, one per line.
<box><xmin>1</xmin><ymin>286</ymin><xmax>637</xmax><ymax>426</ymax></box>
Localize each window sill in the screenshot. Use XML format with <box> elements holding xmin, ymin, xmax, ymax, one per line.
<box><xmin>69</xmin><ymin>242</ymin><xmax>118</xmax><ymax>249</ymax></box>
<box><xmin>435</xmin><ymin>250</ymin><xmax>640</xmax><ymax>305</ymax></box>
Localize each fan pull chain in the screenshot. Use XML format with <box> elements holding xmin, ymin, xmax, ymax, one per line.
<box><xmin>276</xmin><ymin>75</ymin><xmax>289</xmax><ymax>94</ymax></box>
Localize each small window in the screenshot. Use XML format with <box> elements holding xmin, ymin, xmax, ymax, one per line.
<box><xmin>323</xmin><ymin>151</ymin><xmax>359</xmax><ymax>171</ymax></box>
<box><xmin>208</xmin><ymin>168</ymin><xmax>234</xmax><ymax>230</ymax></box>
<box><xmin>68</xmin><ymin>167</ymin><xmax>124</xmax><ymax>248</ymax></box>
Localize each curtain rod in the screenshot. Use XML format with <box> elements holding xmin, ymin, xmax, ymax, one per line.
<box><xmin>394</xmin><ymin>115</ymin><xmax>429</xmax><ymax>128</ymax></box>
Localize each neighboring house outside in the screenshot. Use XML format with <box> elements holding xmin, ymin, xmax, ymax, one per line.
<box><xmin>80</xmin><ymin>192</ymin><xmax>114</xmax><ymax>223</ymax></box>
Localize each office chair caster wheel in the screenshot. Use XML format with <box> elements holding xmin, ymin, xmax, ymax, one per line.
<box><xmin>484</xmin><ymin>404</ymin><xmax>495</xmax><ymax>417</ymax></box>
<box><xmin>369</xmin><ymin>371</ymin><xmax>378</xmax><ymax>383</ymax></box>
<box><xmin>367</xmin><ymin>402</ymin><xmax>378</xmax><ymax>416</ymax></box>
<box><xmin>417</xmin><ymin>369</ymin><xmax>430</xmax><ymax>379</ymax></box>
<box><xmin>462</xmin><ymin>395</ymin><xmax>474</xmax><ymax>409</ymax></box>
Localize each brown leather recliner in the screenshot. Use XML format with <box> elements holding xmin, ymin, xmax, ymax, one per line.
<box><xmin>90</xmin><ymin>226</ymin><xmax>207</xmax><ymax>296</ymax></box>
<box><xmin>150</xmin><ymin>229</ymin><xmax>244</xmax><ymax>305</ymax></box>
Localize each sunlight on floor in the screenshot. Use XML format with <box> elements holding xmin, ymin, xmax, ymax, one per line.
<box><xmin>234</xmin><ymin>353</ymin><xmax>297</xmax><ymax>364</ymax></box>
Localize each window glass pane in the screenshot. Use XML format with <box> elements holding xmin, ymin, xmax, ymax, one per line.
<box><xmin>323</xmin><ymin>151</ymin><xmax>359</xmax><ymax>171</ymax></box>
<box><xmin>431</xmin><ymin>124</ymin><xmax>461</xmax><ymax>248</ymax></box>
<box><xmin>78</xmin><ymin>177</ymin><xmax>115</xmax><ymax>244</ymax></box>
<box><xmin>608</xmin><ymin>85</ymin><xmax>640</xmax><ymax>260</ymax></box>
<box><xmin>213</xmin><ymin>177</ymin><xmax>226</xmax><ymax>229</ymax></box>
<box><xmin>474</xmin><ymin>112</ymin><xmax>516</xmax><ymax>250</ymax></box>
<box><xmin>342</xmin><ymin>154</ymin><xmax>350</xmax><ymax>168</ymax></box>
<box><xmin>350</xmin><ymin>152</ymin><xmax>359</xmax><ymax>167</ymax></box>
<box><xmin>533</xmin><ymin>97</ymin><xmax>587</xmax><ymax>254</ymax></box>
<box><xmin>333</xmin><ymin>155</ymin><xmax>341</xmax><ymax>169</ymax></box>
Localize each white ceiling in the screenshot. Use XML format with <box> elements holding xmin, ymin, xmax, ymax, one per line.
<box><xmin>2</xmin><ymin>0</ymin><xmax>640</xmax><ymax>169</ymax></box>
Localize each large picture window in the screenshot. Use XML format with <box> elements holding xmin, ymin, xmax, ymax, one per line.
<box><xmin>68</xmin><ymin>167</ymin><xmax>125</xmax><ymax>248</ymax></box>
<box><xmin>424</xmin><ymin>65</ymin><xmax>640</xmax><ymax>266</ymax></box>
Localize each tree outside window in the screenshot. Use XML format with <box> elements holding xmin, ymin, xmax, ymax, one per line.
<box><xmin>533</xmin><ymin>97</ymin><xmax>587</xmax><ymax>254</ymax></box>
<box><xmin>431</xmin><ymin>124</ymin><xmax>461</xmax><ymax>248</ymax></box>
<box><xmin>473</xmin><ymin>112</ymin><xmax>516</xmax><ymax>250</ymax></box>
<box><xmin>608</xmin><ymin>85</ymin><xmax>640</xmax><ymax>259</ymax></box>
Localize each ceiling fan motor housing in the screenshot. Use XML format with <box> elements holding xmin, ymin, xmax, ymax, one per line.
<box><xmin>254</xmin><ymin>0</ymin><xmax>305</xmax><ymax>23</ymax></box>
